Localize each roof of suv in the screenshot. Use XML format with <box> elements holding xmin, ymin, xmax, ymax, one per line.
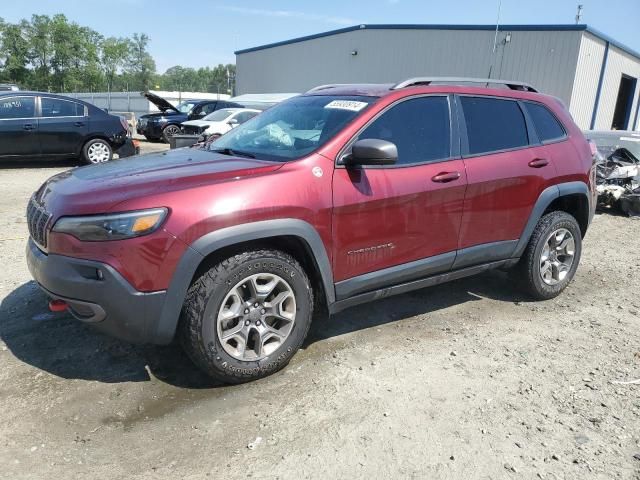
<box><xmin>304</xmin><ymin>77</ymin><xmax>541</xmax><ymax>99</ymax></box>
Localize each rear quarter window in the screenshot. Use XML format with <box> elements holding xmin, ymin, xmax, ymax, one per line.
<box><xmin>524</xmin><ymin>102</ymin><xmax>566</xmax><ymax>143</ymax></box>
<box><xmin>460</xmin><ymin>97</ymin><xmax>528</xmax><ymax>155</ymax></box>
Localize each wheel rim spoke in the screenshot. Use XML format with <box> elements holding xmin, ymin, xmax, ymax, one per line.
<box><xmin>216</xmin><ymin>272</ymin><xmax>296</xmax><ymax>361</ymax></box>
<box><xmin>539</xmin><ymin>227</ymin><xmax>576</xmax><ymax>286</ymax></box>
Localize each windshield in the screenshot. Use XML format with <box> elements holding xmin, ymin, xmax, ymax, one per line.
<box><xmin>175</xmin><ymin>101</ymin><xmax>196</xmax><ymax>113</ymax></box>
<box><xmin>203</xmin><ymin>109</ymin><xmax>235</xmax><ymax>122</ymax></box>
<box><xmin>210</xmin><ymin>95</ymin><xmax>376</xmax><ymax>161</ymax></box>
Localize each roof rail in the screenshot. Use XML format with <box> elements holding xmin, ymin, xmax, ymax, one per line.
<box><xmin>306</xmin><ymin>84</ymin><xmax>352</xmax><ymax>93</ymax></box>
<box><xmin>391</xmin><ymin>77</ymin><xmax>538</xmax><ymax>92</ymax></box>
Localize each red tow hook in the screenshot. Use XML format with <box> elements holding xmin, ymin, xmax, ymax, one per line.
<box><xmin>48</xmin><ymin>299</ymin><xmax>68</xmax><ymax>312</ymax></box>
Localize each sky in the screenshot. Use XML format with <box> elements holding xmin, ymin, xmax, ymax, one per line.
<box><xmin>1</xmin><ymin>0</ymin><xmax>639</xmax><ymax>73</ymax></box>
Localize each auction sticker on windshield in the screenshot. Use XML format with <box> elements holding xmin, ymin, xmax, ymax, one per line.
<box><xmin>324</xmin><ymin>100</ymin><xmax>369</xmax><ymax>112</ymax></box>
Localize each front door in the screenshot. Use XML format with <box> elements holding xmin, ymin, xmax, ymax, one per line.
<box><xmin>38</xmin><ymin>96</ymin><xmax>88</xmax><ymax>156</ymax></box>
<box><xmin>0</xmin><ymin>96</ymin><xmax>39</xmax><ymax>158</ymax></box>
<box><xmin>332</xmin><ymin>95</ymin><xmax>467</xmax><ymax>298</ymax></box>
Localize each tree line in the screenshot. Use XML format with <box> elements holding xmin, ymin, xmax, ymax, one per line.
<box><xmin>0</xmin><ymin>14</ymin><xmax>236</xmax><ymax>94</ymax></box>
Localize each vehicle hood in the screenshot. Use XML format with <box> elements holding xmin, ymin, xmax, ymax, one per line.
<box><xmin>35</xmin><ymin>147</ymin><xmax>284</xmax><ymax>216</ymax></box>
<box><xmin>181</xmin><ymin>120</ymin><xmax>212</xmax><ymax>127</ymax></box>
<box><xmin>142</xmin><ymin>91</ymin><xmax>180</xmax><ymax>113</ymax></box>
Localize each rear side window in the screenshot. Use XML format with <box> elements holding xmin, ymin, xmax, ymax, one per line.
<box><xmin>460</xmin><ymin>97</ymin><xmax>528</xmax><ymax>155</ymax></box>
<box><xmin>525</xmin><ymin>102</ymin><xmax>566</xmax><ymax>143</ymax></box>
<box><xmin>0</xmin><ymin>96</ymin><xmax>35</xmax><ymax>119</ymax></box>
<box><xmin>358</xmin><ymin>96</ymin><xmax>450</xmax><ymax>165</ymax></box>
<box><xmin>41</xmin><ymin>98</ymin><xmax>84</xmax><ymax>117</ymax></box>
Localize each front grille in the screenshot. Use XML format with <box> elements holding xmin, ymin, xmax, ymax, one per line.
<box><xmin>182</xmin><ymin>125</ymin><xmax>205</xmax><ymax>135</ymax></box>
<box><xmin>26</xmin><ymin>197</ymin><xmax>52</xmax><ymax>248</ymax></box>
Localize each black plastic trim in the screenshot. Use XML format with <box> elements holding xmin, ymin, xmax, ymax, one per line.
<box><xmin>331</xmin><ymin>259</ymin><xmax>511</xmax><ymax>314</ymax></box>
<box><xmin>512</xmin><ymin>181</ymin><xmax>590</xmax><ymax>258</ymax></box>
<box><xmin>26</xmin><ymin>239</ymin><xmax>167</xmax><ymax>344</ymax></box>
<box><xmin>335</xmin><ymin>251</ymin><xmax>455</xmax><ymax>300</ymax></box>
<box><xmin>154</xmin><ymin>219</ymin><xmax>335</xmax><ymax>343</ymax></box>
<box><xmin>452</xmin><ymin>240</ymin><xmax>519</xmax><ymax>270</ymax></box>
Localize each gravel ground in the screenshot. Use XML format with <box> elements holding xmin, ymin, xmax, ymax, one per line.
<box><xmin>0</xmin><ymin>145</ymin><xmax>639</xmax><ymax>479</ymax></box>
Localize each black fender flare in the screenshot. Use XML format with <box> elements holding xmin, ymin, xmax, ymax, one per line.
<box><xmin>152</xmin><ymin>219</ymin><xmax>335</xmax><ymax>344</ymax></box>
<box><xmin>511</xmin><ymin>181</ymin><xmax>590</xmax><ymax>258</ymax></box>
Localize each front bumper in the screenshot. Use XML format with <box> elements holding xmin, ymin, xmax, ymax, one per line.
<box><xmin>26</xmin><ymin>238</ymin><xmax>169</xmax><ymax>344</ymax></box>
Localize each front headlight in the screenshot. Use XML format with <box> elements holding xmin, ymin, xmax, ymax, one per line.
<box><xmin>52</xmin><ymin>208</ymin><xmax>168</xmax><ymax>241</ymax></box>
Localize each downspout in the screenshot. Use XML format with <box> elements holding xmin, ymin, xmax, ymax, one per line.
<box><xmin>590</xmin><ymin>41</ymin><xmax>609</xmax><ymax>130</ymax></box>
<box><xmin>633</xmin><ymin>90</ymin><xmax>640</xmax><ymax>131</ymax></box>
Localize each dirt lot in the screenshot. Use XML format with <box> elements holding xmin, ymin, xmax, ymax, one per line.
<box><xmin>1</xmin><ymin>144</ymin><xmax>639</xmax><ymax>479</ymax></box>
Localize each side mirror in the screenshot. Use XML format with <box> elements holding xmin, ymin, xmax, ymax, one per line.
<box><xmin>227</xmin><ymin>118</ymin><xmax>239</xmax><ymax>127</ymax></box>
<box><xmin>344</xmin><ymin>139</ymin><xmax>398</xmax><ymax>167</ymax></box>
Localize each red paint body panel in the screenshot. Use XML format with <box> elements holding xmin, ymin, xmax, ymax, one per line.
<box><xmin>33</xmin><ymin>84</ymin><xmax>595</xmax><ymax>296</ymax></box>
<box><xmin>459</xmin><ymin>146</ymin><xmax>557</xmax><ymax>248</ymax></box>
<box><xmin>332</xmin><ymin>161</ymin><xmax>466</xmax><ymax>280</ymax></box>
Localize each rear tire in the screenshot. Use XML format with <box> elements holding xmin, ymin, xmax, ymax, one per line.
<box><xmin>512</xmin><ymin>211</ymin><xmax>582</xmax><ymax>300</ymax></box>
<box><xmin>82</xmin><ymin>138</ymin><xmax>112</xmax><ymax>164</ymax></box>
<box><xmin>179</xmin><ymin>249</ymin><xmax>314</xmax><ymax>384</ymax></box>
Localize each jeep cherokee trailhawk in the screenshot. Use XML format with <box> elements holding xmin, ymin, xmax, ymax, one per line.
<box><xmin>26</xmin><ymin>78</ymin><xmax>596</xmax><ymax>383</ymax></box>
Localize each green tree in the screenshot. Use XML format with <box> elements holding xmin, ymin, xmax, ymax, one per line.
<box><xmin>101</xmin><ymin>37</ymin><xmax>129</xmax><ymax>92</ymax></box>
<box><xmin>125</xmin><ymin>33</ymin><xmax>156</xmax><ymax>91</ymax></box>
<box><xmin>0</xmin><ymin>18</ymin><xmax>31</xmax><ymax>85</ymax></box>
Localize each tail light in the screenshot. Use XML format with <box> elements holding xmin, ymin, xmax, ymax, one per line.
<box><xmin>119</xmin><ymin>117</ymin><xmax>130</xmax><ymax>134</ymax></box>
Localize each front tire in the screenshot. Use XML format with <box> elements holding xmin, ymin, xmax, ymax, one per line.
<box><xmin>513</xmin><ymin>211</ymin><xmax>582</xmax><ymax>300</ymax></box>
<box><xmin>162</xmin><ymin>124</ymin><xmax>181</xmax><ymax>143</ymax></box>
<box><xmin>82</xmin><ymin>139</ymin><xmax>112</xmax><ymax>164</ymax></box>
<box><xmin>179</xmin><ymin>250</ymin><xmax>314</xmax><ymax>384</ymax></box>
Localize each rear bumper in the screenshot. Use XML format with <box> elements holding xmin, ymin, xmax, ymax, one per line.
<box><xmin>26</xmin><ymin>238</ymin><xmax>170</xmax><ymax>344</ymax></box>
<box><xmin>114</xmin><ymin>137</ymin><xmax>139</xmax><ymax>158</ymax></box>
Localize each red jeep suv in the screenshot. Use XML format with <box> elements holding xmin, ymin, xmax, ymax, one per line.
<box><xmin>26</xmin><ymin>78</ymin><xmax>596</xmax><ymax>383</ymax></box>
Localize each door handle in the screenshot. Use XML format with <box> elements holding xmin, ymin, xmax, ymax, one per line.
<box><xmin>74</xmin><ymin>121</ymin><xmax>85</xmax><ymax>127</ymax></box>
<box><xmin>23</xmin><ymin>124</ymin><xmax>36</xmax><ymax>131</ymax></box>
<box><xmin>528</xmin><ymin>158</ymin><xmax>549</xmax><ymax>168</ymax></box>
<box><xmin>431</xmin><ymin>171</ymin><xmax>461</xmax><ymax>183</ymax></box>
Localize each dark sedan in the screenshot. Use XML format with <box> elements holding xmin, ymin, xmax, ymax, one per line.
<box><xmin>0</xmin><ymin>92</ymin><xmax>133</xmax><ymax>164</ymax></box>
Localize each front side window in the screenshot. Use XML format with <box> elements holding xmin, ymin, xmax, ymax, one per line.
<box><xmin>357</xmin><ymin>96</ymin><xmax>450</xmax><ymax>165</ymax></box>
<box><xmin>41</xmin><ymin>98</ymin><xmax>84</xmax><ymax>117</ymax></box>
<box><xmin>0</xmin><ymin>96</ymin><xmax>35</xmax><ymax>119</ymax></box>
<box><xmin>176</xmin><ymin>102</ymin><xmax>197</xmax><ymax>113</ymax></box>
<box><xmin>460</xmin><ymin>97</ymin><xmax>528</xmax><ymax>155</ymax></box>
<box><xmin>211</xmin><ymin>95</ymin><xmax>377</xmax><ymax>161</ymax></box>
<box><xmin>524</xmin><ymin>102</ymin><xmax>566</xmax><ymax>143</ymax></box>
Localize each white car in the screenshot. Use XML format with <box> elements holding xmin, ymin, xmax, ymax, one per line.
<box><xmin>181</xmin><ymin>108</ymin><xmax>260</xmax><ymax>138</ymax></box>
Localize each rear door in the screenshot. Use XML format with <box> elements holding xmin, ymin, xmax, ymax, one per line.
<box><xmin>332</xmin><ymin>95</ymin><xmax>467</xmax><ymax>295</ymax></box>
<box><xmin>0</xmin><ymin>96</ymin><xmax>39</xmax><ymax>158</ymax></box>
<box><xmin>455</xmin><ymin>95</ymin><xmax>557</xmax><ymax>267</ymax></box>
<box><xmin>38</xmin><ymin>97</ymin><xmax>88</xmax><ymax>156</ymax></box>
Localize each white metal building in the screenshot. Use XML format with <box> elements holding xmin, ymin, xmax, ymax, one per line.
<box><xmin>235</xmin><ymin>24</ymin><xmax>640</xmax><ymax>131</ymax></box>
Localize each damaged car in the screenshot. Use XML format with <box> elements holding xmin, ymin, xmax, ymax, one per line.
<box><xmin>585</xmin><ymin>131</ymin><xmax>640</xmax><ymax>216</ymax></box>
<box><xmin>136</xmin><ymin>92</ymin><xmax>244</xmax><ymax>143</ymax></box>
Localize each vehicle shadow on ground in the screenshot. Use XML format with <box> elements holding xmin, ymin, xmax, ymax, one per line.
<box><xmin>0</xmin><ymin>159</ymin><xmax>78</xmax><ymax>169</ymax></box>
<box><xmin>0</xmin><ymin>272</ymin><xmax>531</xmax><ymax>389</ymax></box>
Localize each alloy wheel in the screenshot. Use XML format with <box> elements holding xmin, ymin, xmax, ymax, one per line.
<box><xmin>539</xmin><ymin>228</ymin><xmax>576</xmax><ymax>286</ymax></box>
<box><xmin>216</xmin><ymin>273</ymin><xmax>296</xmax><ymax>361</ymax></box>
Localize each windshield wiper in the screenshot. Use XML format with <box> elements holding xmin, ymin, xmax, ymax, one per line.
<box><xmin>211</xmin><ymin>147</ymin><xmax>256</xmax><ymax>159</ymax></box>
